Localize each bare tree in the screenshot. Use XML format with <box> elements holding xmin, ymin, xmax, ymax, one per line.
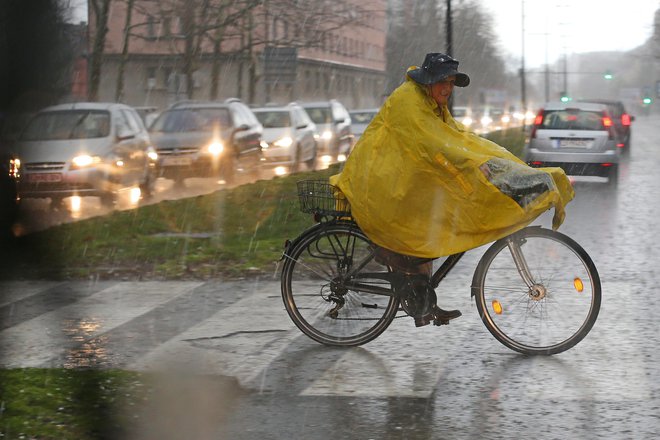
<box><xmin>88</xmin><ymin>0</ymin><xmax>112</xmax><ymax>101</ymax></box>
<box><xmin>115</xmin><ymin>0</ymin><xmax>136</xmax><ymax>102</ymax></box>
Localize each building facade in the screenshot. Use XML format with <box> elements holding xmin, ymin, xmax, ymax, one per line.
<box><xmin>91</xmin><ymin>0</ymin><xmax>387</xmax><ymax>110</ymax></box>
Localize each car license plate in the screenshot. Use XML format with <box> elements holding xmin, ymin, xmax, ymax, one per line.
<box><xmin>559</xmin><ymin>139</ymin><xmax>592</xmax><ymax>149</ymax></box>
<box><xmin>162</xmin><ymin>156</ymin><xmax>193</xmax><ymax>166</ymax></box>
<box><xmin>27</xmin><ymin>173</ymin><xmax>62</xmax><ymax>183</ymax></box>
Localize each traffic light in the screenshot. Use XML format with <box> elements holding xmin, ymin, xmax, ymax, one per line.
<box><xmin>603</xmin><ymin>70</ymin><xmax>613</xmax><ymax>80</ymax></box>
<box><xmin>560</xmin><ymin>91</ymin><xmax>571</xmax><ymax>103</ymax></box>
<box><xmin>643</xmin><ymin>96</ymin><xmax>652</xmax><ymax>105</ymax></box>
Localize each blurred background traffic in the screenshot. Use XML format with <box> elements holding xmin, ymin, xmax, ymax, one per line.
<box><xmin>1</xmin><ymin>0</ymin><xmax>659</xmax><ymax>236</ymax></box>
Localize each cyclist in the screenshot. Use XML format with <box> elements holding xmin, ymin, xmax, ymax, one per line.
<box><xmin>331</xmin><ymin>52</ymin><xmax>574</xmax><ymax>327</ymax></box>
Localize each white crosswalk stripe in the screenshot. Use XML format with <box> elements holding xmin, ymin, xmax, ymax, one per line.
<box><xmin>0</xmin><ymin>281</ymin><xmax>202</xmax><ymax>368</ymax></box>
<box><xmin>0</xmin><ymin>279</ymin><xmax>652</xmax><ymax>402</ymax></box>
<box><xmin>0</xmin><ymin>280</ymin><xmax>65</xmax><ymax>307</ymax></box>
<box><xmin>129</xmin><ymin>282</ymin><xmax>299</xmax><ymax>386</ymax></box>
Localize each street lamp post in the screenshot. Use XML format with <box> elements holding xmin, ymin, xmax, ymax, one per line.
<box><xmin>521</xmin><ymin>0</ymin><xmax>527</xmax><ymax>118</ymax></box>
<box><xmin>446</xmin><ymin>0</ymin><xmax>453</xmax><ymax>113</ymax></box>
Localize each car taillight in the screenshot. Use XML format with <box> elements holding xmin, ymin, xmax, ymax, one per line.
<box><xmin>621</xmin><ymin>113</ymin><xmax>631</xmax><ymax>126</ymax></box>
<box><xmin>602</xmin><ymin>116</ymin><xmax>614</xmax><ymax>140</ymax></box>
<box><xmin>530</xmin><ymin>111</ymin><xmax>543</xmax><ymax>139</ymax></box>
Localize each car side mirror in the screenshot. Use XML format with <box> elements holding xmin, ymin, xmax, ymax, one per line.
<box><xmin>232</xmin><ymin>124</ymin><xmax>249</xmax><ymax>134</ymax></box>
<box><xmin>297</xmin><ymin>123</ymin><xmax>308</xmax><ymax>129</ymax></box>
<box><xmin>116</xmin><ymin>128</ymin><xmax>135</xmax><ymax>141</ymax></box>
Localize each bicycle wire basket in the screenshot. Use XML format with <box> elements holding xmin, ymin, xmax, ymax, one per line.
<box><xmin>297</xmin><ymin>180</ymin><xmax>351</xmax><ymax>217</ymax></box>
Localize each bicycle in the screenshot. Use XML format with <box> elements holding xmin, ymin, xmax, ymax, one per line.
<box><xmin>280</xmin><ymin>180</ymin><xmax>601</xmax><ymax>355</ymax></box>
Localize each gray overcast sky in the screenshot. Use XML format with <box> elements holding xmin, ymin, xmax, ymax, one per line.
<box><xmin>479</xmin><ymin>0</ymin><xmax>659</xmax><ymax>69</ymax></box>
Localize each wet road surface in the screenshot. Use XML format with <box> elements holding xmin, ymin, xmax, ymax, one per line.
<box><xmin>2</xmin><ymin>115</ymin><xmax>660</xmax><ymax>438</ymax></box>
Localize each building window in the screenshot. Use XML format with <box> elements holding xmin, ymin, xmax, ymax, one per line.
<box><xmin>146</xmin><ymin>67</ymin><xmax>157</xmax><ymax>89</ymax></box>
<box><xmin>162</xmin><ymin>17</ymin><xmax>171</xmax><ymax>37</ymax></box>
<box><xmin>147</xmin><ymin>16</ymin><xmax>156</xmax><ymax>39</ymax></box>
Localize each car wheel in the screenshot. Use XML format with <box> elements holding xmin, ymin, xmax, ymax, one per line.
<box><xmin>607</xmin><ymin>165</ymin><xmax>619</xmax><ymax>187</ymax></box>
<box><xmin>172</xmin><ymin>174</ymin><xmax>186</xmax><ymax>188</ymax></box>
<box><xmin>139</xmin><ymin>171</ymin><xmax>156</xmax><ymax>200</ymax></box>
<box><xmin>305</xmin><ymin>143</ymin><xmax>318</xmax><ymax>170</ymax></box>
<box><xmin>50</xmin><ymin>197</ymin><xmax>65</xmax><ymax>211</ymax></box>
<box><xmin>220</xmin><ymin>155</ymin><xmax>236</xmax><ymax>185</ymax></box>
<box><xmin>100</xmin><ymin>192</ymin><xmax>117</xmax><ymax>209</ymax></box>
<box><xmin>292</xmin><ymin>144</ymin><xmax>302</xmax><ymax>173</ymax></box>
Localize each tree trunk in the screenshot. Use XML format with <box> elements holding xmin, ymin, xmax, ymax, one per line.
<box><xmin>115</xmin><ymin>0</ymin><xmax>135</xmax><ymax>102</ymax></box>
<box><xmin>88</xmin><ymin>0</ymin><xmax>112</xmax><ymax>102</ymax></box>
<box><xmin>246</xmin><ymin>10</ymin><xmax>256</xmax><ymax>104</ymax></box>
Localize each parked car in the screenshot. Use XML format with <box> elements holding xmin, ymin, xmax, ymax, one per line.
<box><xmin>252</xmin><ymin>103</ymin><xmax>317</xmax><ymax>174</ymax></box>
<box><xmin>348</xmin><ymin>108</ymin><xmax>379</xmax><ymax>141</ymax></box>
<box><xmin>149</xmin><ymin>99</ymin><xmax>263</xmax><ymax>185</ymax></box>
<box><xmin>579</xmin><ymin>99</ymin><xmax>633</xmax><ymax>155</ymax></box>
<box><xmin>525</xmin><ymin>101</ymin><xmax>620</xmax><ymax>185</ymax></box>
<box><xmin>134</xmin><ymin>106</ymin><xmax>160</xmax><ymax>129</ymax></box>
<box><xmin>14</xmin><ymin>102</ymin><xmax>158</xmax><ymax>208</ymax></box>
<box><xmin>301</xmin><ymin>100</ymin><xmax>353</xmax><ymax>163</ymax></box>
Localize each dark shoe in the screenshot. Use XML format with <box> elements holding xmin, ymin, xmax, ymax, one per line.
<box><xmin>431</xmin><ymin>305</ymin><xmax>462</xmax><ymax>325</ymax></box>
<box><xmin>413</xmin><ymin>312</ymin><xmax>435</xmax><ymax>327</ymax></box>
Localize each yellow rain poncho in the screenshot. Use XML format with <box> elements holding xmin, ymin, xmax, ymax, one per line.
<box><xmin>330</xmin><ymin>76</ymin><xmax>574</xmax><ymax>258</ymax></box>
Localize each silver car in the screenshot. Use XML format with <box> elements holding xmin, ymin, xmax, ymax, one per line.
<box><xmin>252</xmin><ymin>103</ymin><xmax>317</xmax><ymax>174</ymax></box>
<box><xmin>301</xmin><ymin>100</ymin><xmax>353</xmax><ymax>164</ymax></box>
<box><xmin>349</xmin><ymin>108</ymin><xmax>379</xmax><ymax>142</ymax></box>
<box><xmin>525</xmin><ymin>101</ymin><xmax>620</xmax><ymax>185</ymax></box>
<box><xmin>15</xmin><ymin>102</ymin><xmax>158</xmax><ymax>207</ymax></box>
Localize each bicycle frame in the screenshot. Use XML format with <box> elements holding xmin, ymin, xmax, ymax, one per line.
<box><xmin>289</xmin><ymin>220</ymin><xmax>467</xmax><ymax>299</ymax></box>
<box><xmin>284</xmin><ymin>219</ymin><xmax>539</xmax><ymax>301</ymax></box>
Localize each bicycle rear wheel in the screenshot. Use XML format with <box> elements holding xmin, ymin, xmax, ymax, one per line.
<box><xmin>281</xmin><ymin>222</ymin><xmax>399</xmax><ymax>346</ymax></box>
<box><xmin>472</xmin><ymin>227</ymin><xmax>601</xmax><ymax>355</ymax></box>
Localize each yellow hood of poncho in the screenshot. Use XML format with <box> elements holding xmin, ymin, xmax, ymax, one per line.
<box><xmin>330</xmin><ymin>76</ymin><xmax>574</xmax><ymax>258</ymax></box>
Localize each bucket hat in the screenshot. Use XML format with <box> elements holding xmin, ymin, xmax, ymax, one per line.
<box><xmin>408</xmin><ymin>53</ymin><xmax>470</xmax><ymax>87</ymax></box>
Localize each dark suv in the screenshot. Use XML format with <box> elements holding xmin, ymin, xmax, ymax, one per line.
<box><xmin>579</xmin><ymin>99</ymin><xmax>633</xmax><ymax>155</ymax></box>
<box><xmin>301</xmin><ymin>100</ymin><xmax>353</xmax><ymax>163</ymax></box>
<box><xmin>149</xmin><ymin>99</ymin><xmax>263</xmax><ymax>185</ymax></box>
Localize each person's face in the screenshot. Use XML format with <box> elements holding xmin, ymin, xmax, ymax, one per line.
<box><xmin>428</xmin><ymin>75</ymin><xmax>456</xmax><ymax>107</ymax></box>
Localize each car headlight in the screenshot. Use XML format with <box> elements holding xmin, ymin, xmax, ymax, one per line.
<box><xmin>321</xmin><ymin>130</ymin><xmax>333</xmax><ymax>140</ymax></box>
<box><xmin>207</xmin><ymin>141</ymin><xmax>224</xmax><ymax>156</ymax></box>
<box><xmin>9</xmin><ymin>158</ymin><xmax>20</xmax><ymax>178</ymax></box>
<box><xmin>260</xmin><ymin>140</ymin><xmax>269</xmax><ymax>150</ymax></box>
<box><xmin>71</xmin><ymin>154</ymin><xmax>100</xmax><ymax>168</ymax></box>
<box><xmin>462</xmin><ymin>117</ymin><xmax>473</xmax><ymax>127</ymax></box>
<box><xmin>273</xmin><ymin>136</ymin><xmax>293</xmax><ymax>148</ymax></box>
<box><xmin>147</xmin><ymin>150</ymin><xmax>158</xmax><ymax>161</ymax></box>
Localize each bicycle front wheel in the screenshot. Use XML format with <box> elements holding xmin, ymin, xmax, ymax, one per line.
<box><xmin>281</xmin><ymin>222</ymin><xmax>399</xmax><ymax>347</ymax></box>
<box><xmin>473</xmin><ymin>227</ymin><xmax>601</xmax><ymax>355</ymax></box>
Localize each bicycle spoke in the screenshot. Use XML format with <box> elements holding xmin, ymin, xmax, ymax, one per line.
<box><xmin>474</xmin><ymin>228</ymin><xmax>600</xmax><ymax>355</ymax></box>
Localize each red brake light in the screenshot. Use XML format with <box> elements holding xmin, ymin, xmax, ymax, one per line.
<box><xmin>621</xmin><ymin>113</ymin><xmax>631</xmax><ymax>126</ymax></box>
<box><xmin>530</xmin><ymin>111</ymin><xmax>543</xmax><ymax>139</ymax></box>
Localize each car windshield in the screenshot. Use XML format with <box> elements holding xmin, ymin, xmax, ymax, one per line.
<box><xmin>20</xmin><ymin>110</ymin><xmax>111</xmax><ymax>141</ymax></box>
<box><xmin>452</xmin><ymin>108</ymin><xmax>468</xmax><ymax>118</ymax></box>
<box><xmin>350</xmin><ymin>111</ymin><xmax>376</xmax><ymax>123</ymax></box>
<box><xmin>304</xmin><ymin>107</ymin><xmax>332</xmax><ymax>124</ymax></box>
<box><xmin>150</xmin><ymin>108</ymin><xmax>231</xmax><ymax>133</ymax></box>
<box><xmin>254</xmin><ymin>111</ymin><xmax>290</xmax><ymax>128</ymax></box>
<box><xmin>540</xmin><ymin>109</ymin><xmax>605</xmax><ymax>131</ymax></box>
